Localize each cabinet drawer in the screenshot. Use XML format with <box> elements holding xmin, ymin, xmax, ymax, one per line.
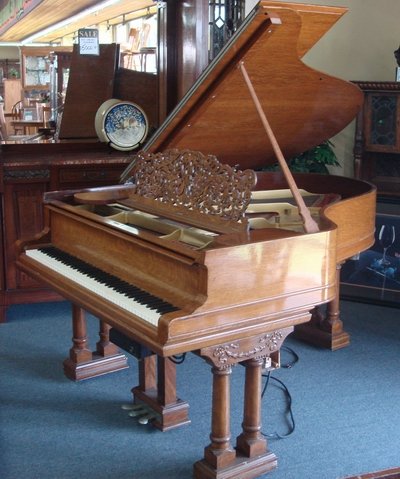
<box><xmin>59</xmin><ymin>168</ymin><xmax>121</xmax><ymax>184</ymax></box>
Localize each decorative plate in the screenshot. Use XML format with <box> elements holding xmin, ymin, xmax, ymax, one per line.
<box><xmin>95</xmin><ymin>99</ymin><xmax>149</xmax><ymax>151</ymax></box>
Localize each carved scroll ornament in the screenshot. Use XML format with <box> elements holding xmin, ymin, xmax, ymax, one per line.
<box><xmin>131</xmin><ymin>149</ymin><xmax>256</xmax><ymax>223</ymax></box>
<box><xmin>200</xmin><ymin>327</ymin><xmax>293</xmax><ymax>369</ymax></box>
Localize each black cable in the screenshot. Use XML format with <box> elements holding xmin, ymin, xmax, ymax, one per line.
<box><xmin>169</xmin><ymin>353</ymin><xmax>186</xmax><ymax>364</ymax></box>
<box><xmin>280</xmin><ymin>346</ymin><xmax>299</xmax><ymax>369</ymax></box>
<box><xmin>260</xmin><ymin>346</ymin><xmax>298</xmax><ymax>439</ymax></box>
<box><xmin>261</xmin><ymin>372</ymin><xmax>295</xmax><ymax>439</ymax></box>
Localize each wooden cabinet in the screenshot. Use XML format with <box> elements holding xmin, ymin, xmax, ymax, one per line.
<box><xmin>3</xmin><ymin>79</ymin><xmax>22</xmax><ymax>113</ymax></box>
<box><xmin>0</xmin><ymin>141</ymin><xmax>131</xmax><ymax>321</ymax></box>
<box><xmin>353</xmin><ymin>81</ymin><xmax>400</xmax><ymax>198</ymax></box>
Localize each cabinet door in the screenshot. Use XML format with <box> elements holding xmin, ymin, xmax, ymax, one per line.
<box><xmin>365</xmin><ymin>92</ymin><xmax>400</xmax><ymax>152</ymax></box>
<box><xmin>3</xmin><ymin>180</ymin><xmax>48</xmax><ymax>290</ymax></box>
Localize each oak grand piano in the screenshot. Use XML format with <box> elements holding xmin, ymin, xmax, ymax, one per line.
<box><xmin>17</xmin><ymin>2</ymin><xmax>376</xmax><ymax>479</ymax></box>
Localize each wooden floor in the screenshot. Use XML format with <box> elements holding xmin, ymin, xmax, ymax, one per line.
<box><xmin>344</xmin><ymin>468</ymin><xmax>400</xmax><ymax>479</ymax></box>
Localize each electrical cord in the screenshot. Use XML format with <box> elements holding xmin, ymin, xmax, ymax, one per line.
<box><xmin>169</xmin><ymin>353</ymin><xmax>186</xmax><ymax>364</ymax></box>
<box><xmin>261</xmin><ymin>346</ymin><xmax>298</xmax><ymax>439</ymax></box>
<box><xmin>279</xmin><ymin>346</ymin><xmax>299</xmax><ymax>369</ymax></box>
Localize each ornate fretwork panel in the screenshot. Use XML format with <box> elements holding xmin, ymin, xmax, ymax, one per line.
<box><xmin>209</xmin><ymin>0</ymin><xmax>245</xmax><ymax>61</ymax></box>
<box><xmin>132</xmin><ymin>148</ymin><xmax>256</xmax><ymax>223</ymax></box>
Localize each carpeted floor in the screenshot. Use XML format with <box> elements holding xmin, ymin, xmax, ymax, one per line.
<box><xmin>0</xmin><ymin>299</ymin><xmax>399</xmax><ymax>479</ymax></box>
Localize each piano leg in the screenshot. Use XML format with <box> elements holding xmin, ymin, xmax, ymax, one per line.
<box><xmin>194</xmin><ymin>328</ymin><xmax>292</xmax><ymax>479</ymax></box>
<box><xmin>132</xmin><ymin>354</ymin><xmax>191</xmax><ymax>431</ymax></box>
<box><xmin>196</xmin><ymin>365</ymin><xmax>237</xmax><ymax>472</ymax></box>
<box><xmin>63</xmin><ymin>304</ymin><xmax>129</xmax><ymax>381</ymax></box>
<box><xmin>236</xmin><ymin>358</ymin><xmax>269</xmax><ymax>457</ymax></box>
<box><xmin>96</xmin><ymin>321</ymin><xmax>120</xmax><ymax>356</ymax></box>
<box><xmin>294</xmin><ymin>264</ymin><xmax>350</xmax><ymax>351</ymax></box>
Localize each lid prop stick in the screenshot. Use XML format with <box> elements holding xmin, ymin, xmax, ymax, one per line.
<box><xmin>239</xmin><ymin>61</ymin><xmax>320</xmax><ymax>234</ymax></box>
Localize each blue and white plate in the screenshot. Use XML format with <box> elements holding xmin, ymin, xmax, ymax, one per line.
<box><xmin>95</xmin><ymin>99</ymin><xmax>149</xmax><ymax>151</ymax></box>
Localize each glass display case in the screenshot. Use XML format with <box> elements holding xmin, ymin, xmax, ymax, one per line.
<box><xmin>20</xmin><ymin>46</ymin><xmax>72</xmax><ymax>103</ymax></box>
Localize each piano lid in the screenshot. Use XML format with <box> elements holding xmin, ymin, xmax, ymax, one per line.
<box><xmin>122</xmin><ymin>1</ymin><xmax>362</xmax><ymax>179</ymax></box>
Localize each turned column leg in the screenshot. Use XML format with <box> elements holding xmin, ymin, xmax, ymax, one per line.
<box><xmin>236</xmin><ymin>357</ymin><xmax>267</xmax><ymax>457</ymax></box>
<box><xmin>195</xmin><ymin>330</ymin><xmax>292</xmax><ymax>479</ymax></box>
<box><xmin>67</xmin><ymin>304</ymin><xmax>92</xmax><ymax>364</ymax></box>
<box><xmin>201</xmin><ymin>365</ymin><xmax>236</xmax><ymax>471</ymax></box>
<box><xmin>320</xmin><ymin>265</ymin><xmax>346</xmax><ymax>332</ymax></box>
<box><xmin>96</xmin><ymin>320</ymin><xmax>119</xmax><ymax>356</ymax></box>
<box><xmin>63</xmin><ymin>304</ymin><xmax>128</xmax><ymax>381</ymax></box>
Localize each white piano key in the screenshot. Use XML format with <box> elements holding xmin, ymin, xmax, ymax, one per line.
<box><xmin>25</xmin><ymin>249</ymin><xmax>161</xmax><ymax>326</ymax></box>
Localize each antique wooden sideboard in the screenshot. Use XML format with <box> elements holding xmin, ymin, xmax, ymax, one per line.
<box><xmin>353</xmin><ymin>81</ymin><xmax>400</xmax><ymax>198</ymax></box>
<box><xmin>0</xmin><ymin>141</ymin><xmax>131</xmax><ymax>321</ymax></box>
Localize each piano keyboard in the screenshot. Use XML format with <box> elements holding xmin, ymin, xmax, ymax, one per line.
<box><xmin>25</xmin><ymin>246</ymin><xmax>179</xmax><ymax>326</ymax></box>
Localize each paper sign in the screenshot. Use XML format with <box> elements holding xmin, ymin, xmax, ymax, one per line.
<box><xmin>78</xmin><ymin>29</ymin><xmax>100</xmax><ymax>56</ymax></box>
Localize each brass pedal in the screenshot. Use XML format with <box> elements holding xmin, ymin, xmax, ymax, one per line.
<box><xmin>121</xmin><ymin>403</ymin><xmax>158</xmax><ymax>424</ymax></box>
<box><xmin>138</xmin><ymin>412</ymin><xmax>157</xmax><ymax>425</ymax></box>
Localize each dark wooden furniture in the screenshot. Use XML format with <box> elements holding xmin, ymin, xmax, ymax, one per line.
<box><xmin>353</xmin><ymin>81</ymin><xmax>400</xmax><ymax>198</ymax></box>
<box><xmin>59</xmin><ymin>44</ymin><xmax>119</xmax><ymax>139</ymax></box>
<box><xmin>0</xmin><ymin>141</ymin><xmax>131</xmax><ymax>323</ymax></box>
<box><xmin>17</xmin><ymin>3</ymin><xmax>376</xmax><ymax>479</ymax></box>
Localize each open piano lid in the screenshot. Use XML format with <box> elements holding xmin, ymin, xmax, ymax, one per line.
<box><xmin>121</xmin><ymin>1</ymin><xmax>362</xmax><ymax>181</ymax></box>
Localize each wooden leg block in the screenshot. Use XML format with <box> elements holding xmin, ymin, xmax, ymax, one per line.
<box><xmin>294</xmin><ymin>265</ymin><xmax>351</xmax><ymax>351</ymax></box>
<box><xmin>132</xmin><ymin>386</ymin><xmax>190</xmax><ymax>431</ymax></box>
<box><xmin>63</xmin><ymin>353</ymin><xmax>128</xmax><ymax>381</ymax></box>
<box><xmin>204</xmin><ymin>445</ymin><xmax>237</xmax><ymax>470</ymax></box>
<box><xmin>294</xmin><ymin>321</ymin><xmax>350</xmax><ymax>351</ymax></box>
<box><xmin>236</xmin><ymin>433</ymin><xmax>267</xmax><ymax>458</ymax></box>
<box><xmin>193</xmin><ymin>452</ymin><xmax>277</xmax><ymax>479</ymax></box>
<box><xmin>131</xmin><ymin>355</ymin><xmax>190</xmax><ymax>431</ymax></box>
<box><xmin>64</xmin><ymin>307</ymin><xmax>129</xmax><ymax>381</ymax></box>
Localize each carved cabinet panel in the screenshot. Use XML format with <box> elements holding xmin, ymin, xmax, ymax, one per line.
<box><xmin>353</xmin><ymin>81</ymin><xmax>400</xmax><ymax>198</ymax></box>
<box><xmin>3</xmin><ymin>177</ymin><xmax>48</xmax><ymax>290</ymax></box>
<box><xmin>0</xmin><ymin>143</ymin><xmax>130</xmax><ymax>321</ymax></box>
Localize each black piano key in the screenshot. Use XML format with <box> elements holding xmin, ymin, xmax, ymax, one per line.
<box><xmin>39</xmin><ymin>246</ymin><xmax>179</xmax><ymax>314</ymax></box>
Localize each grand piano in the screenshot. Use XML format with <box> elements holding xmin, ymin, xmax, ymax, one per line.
<box><xmin>16</xmin><ymin>2</ymin><xmax>376</xmax><ymax>479</ymax></box>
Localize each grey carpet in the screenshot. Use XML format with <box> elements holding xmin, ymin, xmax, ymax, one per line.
<box><xmin>0</xmin><ymin>300</ymin><xmax>399</xmax><ymax>479</ymax></box>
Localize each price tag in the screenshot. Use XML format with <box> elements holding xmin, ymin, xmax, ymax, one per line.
<box><xmin>78</xmin><ymin>29</ymin><xmax>100</xmax><ymax>56</ymax></box>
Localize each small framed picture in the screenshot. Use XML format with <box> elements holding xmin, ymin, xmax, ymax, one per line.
<box><xmin>396</xmin><ymin>67</ymin><xmax>400</xmax><ymax>82</ymax></box>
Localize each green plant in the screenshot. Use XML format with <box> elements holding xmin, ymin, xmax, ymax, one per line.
<box><xmin>8</xmin><ymin>68</ymin><xmax>19</xmax><ymax>79</ymax></box>
<box><xmin>263</xmin><ymin>140</ymin><xmax>340</xmax><ymax>174</ymax></box>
